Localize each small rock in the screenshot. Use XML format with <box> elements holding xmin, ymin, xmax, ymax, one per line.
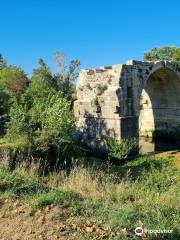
<box><xmin>0</xmin><ymin>213</ymin><xmax>6</xmax><ymax>218</ymax></box>
<box><xmin>11</xmin><ymin>234</ymin><xmax>21</xmax><ymax>240</ymax></box>
<box><xmin>45</xmin><ymin>206</ymin><xmax>50</xmax><ymax>212</ymax></box>
<box><xmin>13</xmin><ymin>201</ymin><xmax>22</xmax><ymax>208</ymax></box>
<box><xmin>35</xmin><ymin>210</ymin><xmax>42</xmax><ymax>217</ymax></box>
<box><xmin>18</xmin><ymin>207</ymin><xmax>26</xmax><ymax>214</ymax></box>
<box><xmin>37</xmin><ymin>215</ymin><xmax>46</xmax><ymax>224</ymax></box>
<box><xmin>47</xmin><ymin>230</ymin><xmax>54</xmax><ymax>235</ymax></box>
<box><xmin>0</xmin><ymin>197</ymin><xmax>5</xmax><ymax>205</ymax></box>
<box><xmin>27</xmin><ymin>228</ymin><xmax>34</xmax><ymax>234</ymax></box>
<box><xmin>59</xmin><ymin>222</ymin><xmax>66</xmax><ymax>232</ymax></box>
<box><xmin>13</xmin><ymin>209</ymin><xmax>18</xmax><ymax>214</ymax></box>
<box><xmin>121</xmin><ymin>228</ymin><xmax>127</xmax><ymax>235</ymax></box>
<box><xmin>85</xmin><ymin>226</ymin><xmax>94</xmax><ymax>233</ymax></box>
<box><xmin>72</xmin><ymin>223</ymin><xmax>77</xmax><ymax>230</ymax></box>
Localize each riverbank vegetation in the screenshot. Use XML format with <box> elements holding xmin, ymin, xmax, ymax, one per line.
<box><xmin>0</xmin><ymin>155</ymin><xmax>179</xmax><ymax>239</ymax></box>
<box><xmin>0</xmin><ymin>53</ymin><xmax>83</xmax><ymax>173</ymax></box>
<box><xmin>0</xmin><ymin>49</ymin><xmax>179</xmax><ymax>239</ymax></box>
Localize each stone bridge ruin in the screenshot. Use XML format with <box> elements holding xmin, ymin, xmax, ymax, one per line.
<box><xmin>74</xmin><ymin>60</ymin><xmax>180</xmax><ymax>149</ymax></box>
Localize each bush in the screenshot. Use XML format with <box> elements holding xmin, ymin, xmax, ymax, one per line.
<box><xmin>0</xmin><ymin>65</ymin><xmax>29</xmax><ymax>135</ymax></box>
<box><xmin>105</xmin><ymin>137</ymin><xmax>139</xmax><ymax>162</ymax></box>
<box><xmin>27</xmin><ymin>190</ymin><xmax>81</xmax><ymax>209</ymax></box>
<box><xmin>0</xmin><ymin>55</ymin><xmax>82</xmax><ymax>173</ymax></box>
<box><xmin>0</xmin><ymin>165</ymin><xmax>45</xmax><ymax>197</ymax></box>
<box><xmin>97</xmin><ymin>84</ymin><xmax>108</xmax><ymax>96</ymax></box>
<box><xmin>143</xmin><ymin>46</ymin><xmax>179</xmax><ymax>61</ymax></box>
<box><xmin>5</xmin><ymin>90</ymin><xmax>83</xmax><ymax>173</ymax></box>
<box><xmin>0</xmin><ymin>66</ymin><xmax>28</xmax><ymax>97</ymax></box>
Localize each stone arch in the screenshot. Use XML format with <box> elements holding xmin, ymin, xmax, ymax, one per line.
<box><xmin>142</xmin><ymin>62</ymin><xmax>180</xmax><ymax>91</ymax></box>
<box><xmin>138</xmin><ymin>66</ymin><xmax>180</xmax><ymax>137</ymax></box>
<box><xmin>75</xmin><ymin>60</ymin><xmax>180</xmax><ymax>151</ymax></box>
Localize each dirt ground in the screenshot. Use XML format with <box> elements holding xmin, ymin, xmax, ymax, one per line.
<box><xmin>0</xmin><ymin>151</ymin><xmax>179</xmax><ymax>240</ymax></box>
<box><xmin>0</xmin><ymin>198</ymin><xmax>67</xmax><ymax>240</ymax></box>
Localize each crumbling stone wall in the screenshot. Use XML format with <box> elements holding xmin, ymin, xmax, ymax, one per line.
<box><xmin>74</xmin><ymin>60</ymin><xmax>180</xmax><ymax>149</ymax></box>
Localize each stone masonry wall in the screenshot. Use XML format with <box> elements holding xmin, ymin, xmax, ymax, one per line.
<box><xmin>74</xmin><ymin>60</ymin><xmax>180</xmax><ymax>149</ymax></box>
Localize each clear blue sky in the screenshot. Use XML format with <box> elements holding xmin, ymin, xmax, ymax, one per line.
<box><xmin>0</xmin><ymin>0</ymin><xmax>179</xmax><ymax>75</ymax></box>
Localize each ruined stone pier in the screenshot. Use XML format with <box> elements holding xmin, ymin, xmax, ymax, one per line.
<box><xmin>74</xmin><ymin>60</ymin><xmax>180</xmax><ymax>149</ymax></box>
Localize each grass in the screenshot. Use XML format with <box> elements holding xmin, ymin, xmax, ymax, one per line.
<box><xmin>154</xmin><ymin>150</ymin><xmax>180</xmax><ymax>168</ymax></box>
<box><xmin>0</xmin><ymin>156</ymin><xmax>179</xmax><ymax>239</ymax></box>
<box><xmin>0</xmin><ymin>165</ymin><xmax>45</xmax><ymax>197</ymax></box>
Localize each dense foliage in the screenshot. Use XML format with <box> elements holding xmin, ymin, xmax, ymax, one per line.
<box><xmin>0</xmin><ymin>50</ymin><xmax>179</xmax><ymax>239</ymax></box>
<box><xmin>1</xmin><ymin>46</ymin><xmax>179</xmax><ymax>172</ymax></box>
<box><xmin>0</xmin><ymin>56</ymin><xmax>28</xmax><ymax>135</ymax></box>
<box><xmin>54</xmin><ymin>52</ymin><xmax>80</xmax><ymax>102</ymax></box>
<box><xmin>0</xmin><ymin>53</ymin><xmax>81</xmax><ymax>173</ymax></box>
<box><xmin>173</xmin><ymin>48</ymin><xmax>180</xmax><ymax>61</ymax></box>
<box><xmin>143</xmin><ymin>46</ymin><xmax>180</xmax><ymax>61</ymax></box>
<box><xmin>105</xmin><ymin>137</ymin><xmax>139</xmax><ymax>162</ymax></box>
<box><xmin>0</xmin><ymin>66</ymin><xmax>28</xmax><ymax>97</ymax></box>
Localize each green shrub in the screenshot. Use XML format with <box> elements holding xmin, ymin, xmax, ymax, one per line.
<box><xmin>143</xmin><ymin>46</ymin><xmax>179</xmax><ymax>61</ymax></box>
<box><xmin>0</xmin><ymin>66</ymin><xmax>28</xmax><ymax>96</ymax></box>
<box><xmin>5</xmin><ymin>91</ymin><xmax>82</xmax><ymax>172</ymax></box>
<box><xmin>27</xmin><ymin>190</ymin><xmax>81</xmax><ymax>209</ymax></box>
<box><xmin>97</xmin><ymin>84</ymin><xmax>108</xmax><ymax>96</ymax></box>
<box><xmin>0</xmin><ymin>56</ymin><xmax>84</xmax><ymax>172</ymax></box>
<box><xmin>105</xmin><ymin>137</ymin><xmax>139</xmax><ymax>161</ymax></box>
<box><xmin>91</xmin><ymin>96</ymin><xmax>99</xmax><ymax>108</ymax></box>
<box><xmin>0</xmin><ymin>65</ymin><xmax>29</xmax><ymax>135</ymax></box>
<box><xmin>0</xmin><ymin>158</ymin><xmax>179</xmax><ymax>239</ymax></box>
<box><xmin>0</xmin><ymin>165</ymin><xmax>45</xmax><ymax>197</ymax></box>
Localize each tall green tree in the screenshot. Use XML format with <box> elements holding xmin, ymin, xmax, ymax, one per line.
<box><xmin>27</xmin><ymin>55</ymin><xmax>80</xmax><ymax>104</ymax></box>
<box><xmin>23</xmin><ymin>58</ymin><xmax>55</xmax><ymax>108</ymax></box>
<box><xmin>0</xmin><ymin>66</ymin><xmax>28</xmax><ymax>97</ymax></box>
<box><xmin>0</xmin><ymin>54</ymin><xmax>7</xmax><ymax>70</ymax></box>
<box><xmin>5</xmin><ymin>56</ymin><xmax>82</xmax><ymax>171</ymax></box>
<box><xmin>54</xmin><ymin>51</ymin><xmax>80</xmax><ymax>102</ymax></box>
<box><xmin>173</xmin><ymin>49</ymin><xmax>180</xmax><ymax>61</ymax></box>
<box><xmin>143</xmin><ymin>46</ymin><xmax>180</xmax><ymax>61</ymax></box>
<box><xmin>0</xmin><ymin>57</ymin><xmax>28</xmax><ymax>135</ymax></box>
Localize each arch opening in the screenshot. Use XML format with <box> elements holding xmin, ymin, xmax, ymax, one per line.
<box><xmin>139</xmin><ymin>68</ymin><xmax>180</xmax><ymax>139</ymax></box>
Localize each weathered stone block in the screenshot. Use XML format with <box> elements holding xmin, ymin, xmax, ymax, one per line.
<box><xmin>75</xmin><ymin>60</ymin><xmax>180</xmax><ymax>150</ymax></box>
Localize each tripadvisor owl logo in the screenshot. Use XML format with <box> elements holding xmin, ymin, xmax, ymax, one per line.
<box><xmin>135</xmin><ymin>227</ymin><xmax>143</xmax><ymax>236</ymax></box>
<box><xmin>135</xmin><ymin>226</ymin><xmax>173</xmax><ymax>236</ymax></box>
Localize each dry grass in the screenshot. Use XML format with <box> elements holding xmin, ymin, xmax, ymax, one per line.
<box><xmin>0</xmin><ymin>156</ymin><xmax>179</xmax><ymax>239</ymax></box>
<box><xmin>154</xmin><ymin>150</ymin><xmax>180</xmax><ymax>168</ymax></box>
<box><xmin>44</xmin><ymin>165</ymin><xmax>127</xmax><ymax>201</ymax></box>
